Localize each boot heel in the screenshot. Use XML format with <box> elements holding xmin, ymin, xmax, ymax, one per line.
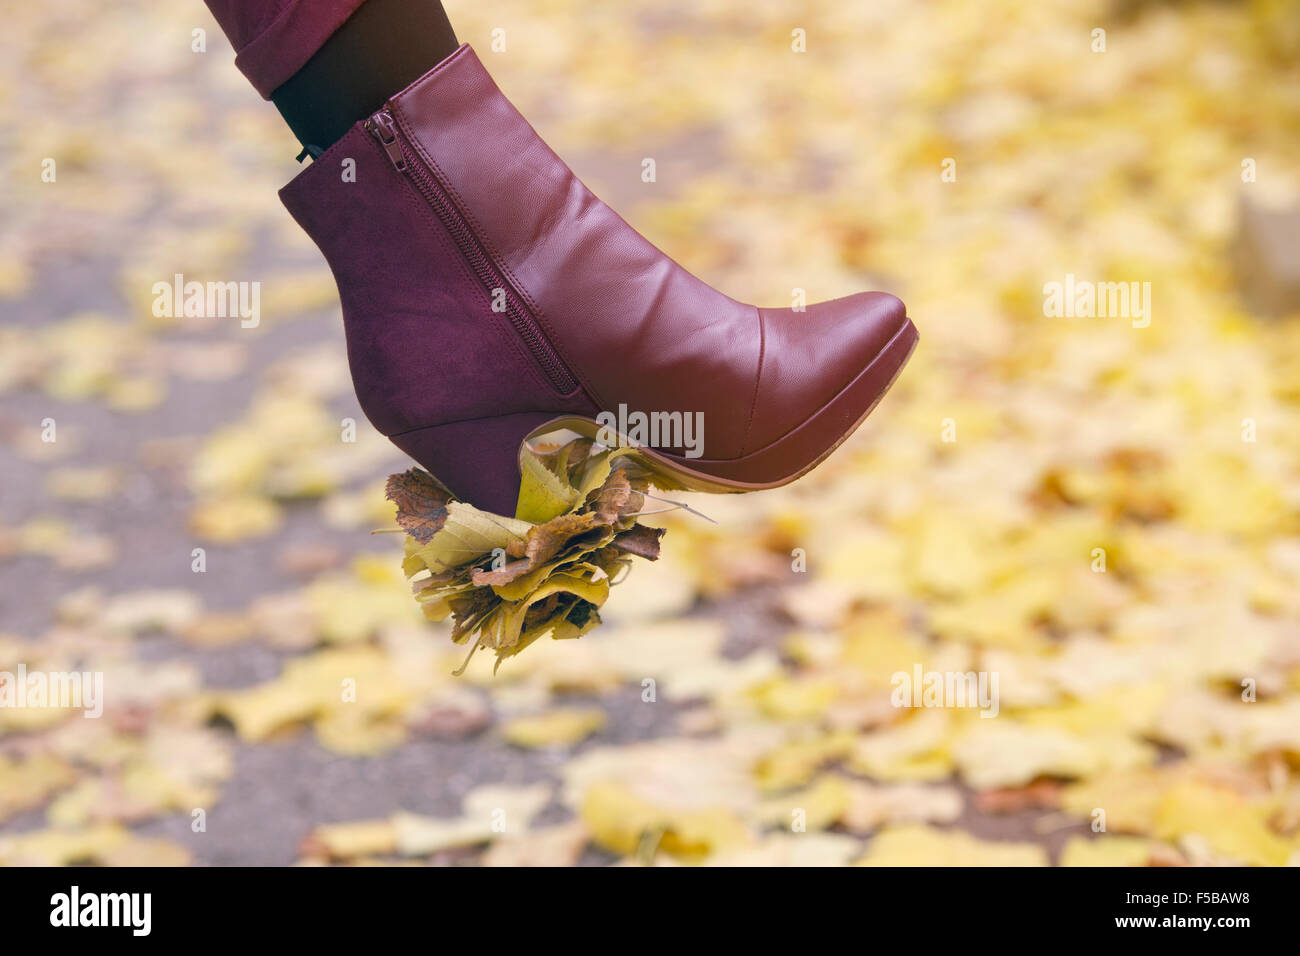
<box><xmin>388</xmin><ymin>411</ymin><xmax>562</xmax><ymax>516</ymax></box>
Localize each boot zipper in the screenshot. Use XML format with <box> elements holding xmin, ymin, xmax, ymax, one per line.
<box><xmin>366</xmin><ymin>109</ymin><xmax>579</xmax><ymax>395</ymax></box>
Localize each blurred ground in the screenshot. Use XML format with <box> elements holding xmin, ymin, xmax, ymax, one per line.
<box><xmin>2</xmin><ymin>0</ymin><xmax>1300</xmax><ymax>866</ymax></box>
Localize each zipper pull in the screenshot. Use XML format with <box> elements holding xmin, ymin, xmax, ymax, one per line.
<box><xmin>366</xmin><ymin>110</ymin><xmax>406</xmax><ymax>171</ymax></box>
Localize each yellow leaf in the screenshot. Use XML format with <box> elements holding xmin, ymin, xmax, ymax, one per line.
<box><xmin>305</xmin><ymin>820</ymin><xmax>397</xmax><ymax>860</ymax></box>
<box><xmin>1060</xmin><ymin>835</ymin><xmax>1161</xmax><ymax>867</ymax></box>
<box><xmin>1153</xmin><ymin>783</ymin><xmax>1292</xmax><ymax>866</ymax></box>
<box><xmin>581</xmin><ymin>780</ymin><xmax>751</xmax><ymax>862</ymax></box>
<box><xmin>855</xmin><ymin>825</ymin><xmax>1048</xmax><ymax>867</ymax></box>
<box><xmin>503</xmin><ymin>708</ymin><xmax>607</xmax><ymax>748</ymax></box>
<box><xmin>755</xmin><ymin>775</ymin><xmax>851</xmax><ymax>831</ymax></box>
<box><xmin>190</xmin><ymin>495</ymin><xmax>283</xmax><ymax>543</ymax></box>
<box><xmin>514</xmin><ymin>446</ymin><xmax>580</xmax><ymax>523</ymax></box>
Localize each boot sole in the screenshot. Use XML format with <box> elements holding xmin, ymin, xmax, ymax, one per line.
<box><xmin>523</xmin><ymin>317</ymin><xmax>919</xmax><ymax>495</ymax></box>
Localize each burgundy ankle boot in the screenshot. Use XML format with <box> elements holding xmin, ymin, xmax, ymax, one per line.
<box><xmin>280</xmin><ymin>44</ymin><xmax>917</xmax><ymax>516</ymax></box>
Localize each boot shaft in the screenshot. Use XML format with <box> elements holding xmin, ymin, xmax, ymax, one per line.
<box><xmin>279</xmin><ymin>91</ymin><xmax>596</xmax><ymax>440</ymax></box>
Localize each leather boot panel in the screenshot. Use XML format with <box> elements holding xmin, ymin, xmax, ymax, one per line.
<box><xmin>279</xmin><ymin>124</ymin><xmax>599</xmax><ymax>438</ymax></box>
<box><xmin>390</xmin><ymin>45</ymin><xmax>760</xmax><ymax>461</ymax></box>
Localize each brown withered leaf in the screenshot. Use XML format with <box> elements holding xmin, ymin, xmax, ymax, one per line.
<box><xmin>506</xmin><ymin>512</ymin><xmax>602</xmax><ymax>562</ymax></box>
<box><xmin>448</xmin><ymin>588</ymin><xmax>499</xmax><ymax>641</ymax></box>
<box><xmin>539</xmin><ymin>436</ymin><xmax>595</xmax><ymax>475</ymax></box>
<box><xmin>411</xmin><ymin>568</ymin><xmax>460</xmax><ymax>593</ymax></box>
<box><xmin>611</xmin><ymin>523</ymin><xmax>665</xmax><ymax>560</ymax></box>
<box><xmin>385</xmin><ymin>469</ymin><xmax>453</xmax><ymax>544</ymax></box>
<box><xmin>591</xmin><ymin>468</ymin><xmax>633</xmax><ymax>523</ymax></box>
<box><xmin>975</xmin><ymin>780</ymin><xmax>1063</xmax><ymax>814</ymax></box>
<box><xmin>473</xmin><ymin>512</ymin><xmax>606</xmax><ymax>587</ymax></box>
<box><xmin>471</xmin><ymin>557</ymin><xmax>535</xmax><ymax>588</ymax></box>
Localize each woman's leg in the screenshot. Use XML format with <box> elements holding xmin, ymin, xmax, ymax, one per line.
<box><xmin>204</xmin><ymin>0</ymin><xmax>459</xmax><ymax>158</ymax></box>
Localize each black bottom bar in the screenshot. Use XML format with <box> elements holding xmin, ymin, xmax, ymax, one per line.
<box><xmin>0</xmin><ymin>864</ymin><xmax>1277</xmax><ymax>941</ymax></box>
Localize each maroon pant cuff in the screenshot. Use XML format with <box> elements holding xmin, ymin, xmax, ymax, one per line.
<box><xmin>205</xmin><ymin>0</ymin><xmax>369</xmax><ymax>99</ymax></box>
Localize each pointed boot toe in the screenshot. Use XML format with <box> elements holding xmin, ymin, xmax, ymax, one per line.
<box><xmin>721</xmin><ymin>291</ymin><xmax>915</xmax><ymax>488</ymax></box>
<box><xmin>280</xmin><ymin>44</ymin><xmax>917</xmax><ymax>513</ymax></box>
